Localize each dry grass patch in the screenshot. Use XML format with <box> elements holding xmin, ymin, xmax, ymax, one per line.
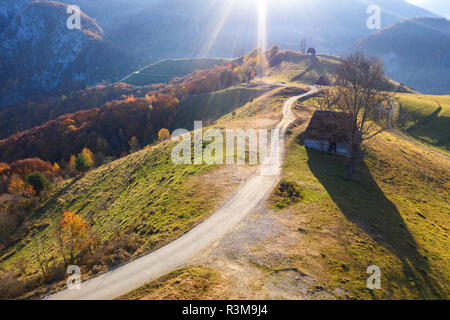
<box><xmin>117</xmin><ymin>266</ymin><xmax>226</xmax><ymax>300</ymax></box>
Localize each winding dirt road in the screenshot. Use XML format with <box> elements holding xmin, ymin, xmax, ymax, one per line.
<box><xmin>47</xmin><ymin>87</ymin><xmax>318</xmax><ymax>300</ymax></box>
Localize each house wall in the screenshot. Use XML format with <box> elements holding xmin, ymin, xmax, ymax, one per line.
<box><xmin>305</xmin><ymin>139</ymin><xmax>329</xmax><ymax>152</ymax></box>
<box><xmin>305</xmin><ymin>139</ymin><xmax>351</xmax><ymax>157</ymax></box>
<box><xmin>336</xmin><ymin>143</ymin><xmax>351</xmax><ymax>156</ymax></box>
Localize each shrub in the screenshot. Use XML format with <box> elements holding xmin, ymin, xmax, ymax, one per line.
<box><xmin>25</xmin><ymin>172</ymin><xmax>50</xmax><ymax>195</ymax></box>
<box><xmin>84</xmin><ymin>233</ymin><xmax>142</xmax><ymax>270</ymax></box>
<box><xmin>157</xmin><ymin>129</ymin><xmax>171</xmax><ymax>142</ymax></box>
<box><xmin>75</xmin><ymin>152</ymin><xmax>93</xmax><ymax>173</ymax></box>
<box><xmin>272</xmin><ymin>179</ymin><xmax>304</xmax><ymax>209</ymax></box>
<box><xmin>0</xmin><ymin>271</ymin><xmax>25</xmax><ymax>299</ymax></box>
<box><xmin>128</xmin><ymin>136</ymin><xmax>140</xmax><ymax>153</ymax></box>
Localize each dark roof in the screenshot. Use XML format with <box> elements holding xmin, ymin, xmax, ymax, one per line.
<box><xmin>304</xmin><ymin>111</ymin><xmax>353</xmax><ymax>144</ymax></box>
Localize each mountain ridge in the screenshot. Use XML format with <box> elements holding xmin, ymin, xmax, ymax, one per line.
<box><xmin>353</xmin><ymin>17</ymin><xmax>450</xmax><ymax>94</ymax></box>
<box><xmin>0</xmin><ymin>1</ymin><xmax>134</xmax><ymax>107</ymax></box>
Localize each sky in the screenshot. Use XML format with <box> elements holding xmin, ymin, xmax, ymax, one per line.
<box><xmin>406</xmin><ymin>0</ymin><xmax>450</xmax><ymax>19</ymax></box>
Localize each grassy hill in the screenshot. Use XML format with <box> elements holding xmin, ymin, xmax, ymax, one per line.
<box><xmin>395</xmin><ymin>93</ymin><xmax>450</xmax><ymax>153</ymax></box>
<box><xmin>280</xmin><ymin>128</ymin><xmax>449</xmax><ymax>299</ymax></box>
<box><xmin>0</xmin><ymin>82</ymin><xmax>283</xmax><ymax>299</ymax></box>
<box><xmin>171</xmin><ymin>86</ymin><xmax>267</xmax><ymax>130</ymax></box>
<box><xmin>262</xmin><ymin>50</ymin><xmax>413</xmax><ymax>93</ymax></box>
<box><xmin>263</xmin><ymin>51</ymin><xmax>341</xmax><ymax>85</ymax></box>
<box><xmin>1</xmin><ymin>48</ymin><xmax>448</xmax><ymax>299</ymax></box>
<box><xmin>0</xmin><ymin>136</ymin><xmax>245</xmax><ymax>299</ymax></box>
<box><xmin>121</xmin><ymin>58</ymin><xmax>232</xmax><ymax>86</ymax></box>
<box><xmin>115</xmin><ymin>98</ymin><xmax>450</xmax><ymax>300</ymax></box>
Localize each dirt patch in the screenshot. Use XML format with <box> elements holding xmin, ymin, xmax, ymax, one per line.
<box><xmin>189</xmin><ymin>196</ymin><xmax>333</xmax><ymax>300</ymax></box>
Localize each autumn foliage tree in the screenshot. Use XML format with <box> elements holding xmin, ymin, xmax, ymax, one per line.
<box><xmin>0</xmin><ymin>55</ymin><xmax>250</xmax><ymax>166</ymax></box>
<box><xmin>56</xmin><ymin>210</ymin><xmax>90</xmax><ymax>266</ymax></box>
<box><xmin>75</xmin><ymin>148</ymin><xmax>94</xmax><ymax>174</ymax></box>
<box><xmin>25</xmin><ymin>172</ymin><xmax>50</xmax><ymax>195</ymax></box>
<box><xmin>128</xmin><ymin>136</ymin><xmax>140</xmax><ymax>153</ymax></box>
<box><xmin>0</xmin><ymin>83</ymin><xmax>155</xmax><ymax>140</ymax></box>
<box><xmin>157</xmin><ymin>128</ymin><xmax>171</xmax><ymax>142</ymax></box>
<box><xmin>7</xmin><ymin>175</ymin><xmax>24</xmax><ymax>194</ymax></box>
<box><xmin>0</xmin><ymin>158</ymin><xmax>56</xmax><ymax>194</ymax></box>
<box><xmin>235</xmin><ymin>47</ymin><xmax>268</xmax><ymax>83</ymax></box>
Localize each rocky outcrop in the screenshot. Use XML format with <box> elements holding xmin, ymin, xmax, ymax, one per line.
<box><xmin>0</xmin><ymin>1</ymin><xmax>132</xmax><ymax>107</ymax></box>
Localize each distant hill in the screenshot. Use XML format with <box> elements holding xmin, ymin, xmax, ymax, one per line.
<box><xmin>0</xmin><ymin>62</ymin><xmax>245</xmax><ymax>163</ymax></box>
<box><xmin>262</xmin><ymin>49</ymin><xmax>413</xmax><ymax>93</ymax></box>
<box><xmin>263</xmin><ymin>50</ymin><xmax>342</xmax><ymax>85</ymax></box>
<box><xmin>353</xmin><ymin>18</ymin><xmax>450</xmax><ymax>94</ymax></box>
<box><xmin>0</xmin><ymin>0</ymin><xmax>440</xmax><ymax>107</ymax></box>
<box><xmin>122</xmin><ymin>58</ymin><xmax>232</xmax><ymax>86</ymax></box>
<box><xmin>0</xmin><ymin>83</ymin><xmax>155</xmax><ymax>139</ymax></box>
<box><xmin>74</xmin><ymin>0</ymin><xmax>439</xmax><ymax>59</ymax></box>
<box><xmin>2</xmin><ymin>0</ymin><xmax>438</xmax><ymax>61</ymax></box>
<box><xmin>0</xmin><ymin>1</ymin><xmax>134</xmax><ymax>107</ymax></box>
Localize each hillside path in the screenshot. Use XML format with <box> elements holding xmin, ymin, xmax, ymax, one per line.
<box><xmin>47</xmin><ymin>86</ymin><xmax>319</xmax><ymax>300</ymax></box>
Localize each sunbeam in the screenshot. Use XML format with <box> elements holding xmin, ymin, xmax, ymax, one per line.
<box><xmin>257</xmin><ymin>0</ymin><xmax>268</xmax><ymax>53</ymax></box>
<box><xmin>199</xmin><ymin>0</ymin><xmax>237</xmax><ymax>57</ymax></box>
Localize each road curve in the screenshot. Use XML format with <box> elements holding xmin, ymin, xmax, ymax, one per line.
<box><xmin>47</xmin><ymin>87</ymin><xmax>318</xmax><ymax>300</ymax></box>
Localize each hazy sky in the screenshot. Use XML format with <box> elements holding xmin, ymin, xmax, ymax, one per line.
<box><xmin>406</xmin><ymin>0</ymin><xmax>450</xmax><ymax>19</ymax></box>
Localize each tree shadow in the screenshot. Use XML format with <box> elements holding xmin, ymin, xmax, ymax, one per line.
<box><xmin>306</xmin><ymin>148</ymin><xmax>444</xmax><ymax>298</ymax></box>
<box><xmin>408</xmin><ymin>105</ymin><xmax>442</xmax><ymax>132</ymax></box>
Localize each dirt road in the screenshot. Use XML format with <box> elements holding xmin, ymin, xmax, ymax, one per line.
<box><xmin>47</xmin><ymin>87</ymin><xmax>318</xmax><ymax>300</ymax></box>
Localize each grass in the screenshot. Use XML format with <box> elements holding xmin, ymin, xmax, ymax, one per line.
<box><xmin>273</xmin><ymin>122</ymin><xmax>450</xmax><ymax>299</ymax></box>
<box><xmin>395</xmin><ymin>93</ymin><xmax>450</xmax><ymax>152</ymax></box>
<box><xmin>121</xmin><ymin>58</ymin><xmax>231</xmax><ymax>86</ymax></box>
<box><xmin>0</xmin><ymin>82</ymin><xmax>284</xmax><ymax>298</ymax></box>
<box><xmin>171</xmin><ymin>86</ymin><xmax>265</xmax><ymax>130</ymax></box>
<box><xmin>263</xmin><ymin>54</ymin><xmax>341</xmax><ymax>85</ymax></box>
<box><xmin>262</xmin><ymin>50</ymin><xmax>413</xmax><ymax>92</ymax></box>
<box><xmin>217</xmin><ymin>85</ymin><xmax>309</xmax><ymax>124</ymax></box>
<box><xmin>118</xmin><ymin>112</ymin><xmax>449</xmax><ymax>300</ymax></box>
<box><xmin>117</xmin><ymin>265</ymin><xmax>222</xmax><ymax>300</ymax></box>
<box><xmin>0</xmin><ymin>141</ymin><xmax>225</xmax><ymax>271</ymax></box>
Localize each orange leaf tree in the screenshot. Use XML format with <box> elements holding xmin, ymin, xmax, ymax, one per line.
<box><xmin>56</xmin><ymin>210</ymin><xmax>90</xmax><ymax>265</ymax></box>
<box><xmin>158</xmin><ymin>128</ymin><xmax>171</xmax><ymax>142</ymax></box>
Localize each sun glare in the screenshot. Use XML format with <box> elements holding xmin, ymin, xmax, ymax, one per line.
<box><xmin>199</xmin><ymin>0</ymin><xmax>269</xmax><ymax>57</ymax></box>
<box><xmin>257</xmin><ymin>0</ymin><xmax>268</xmax><ymax>53</ymax></box>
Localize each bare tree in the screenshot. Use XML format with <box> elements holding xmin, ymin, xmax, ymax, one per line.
<box><xmin>55</xmin><ymin>226</ymin><xmax>68</xmax><ymax>268</ymax></box>
<box><xmin>36</xmin><ymin>238</ymin><xmax>50</xmax><ymax>280</ymax></box>
<box><xmin>316</xmin><ymin>52</ymin><xmax>391</xmax><ymax>177</ymax></box>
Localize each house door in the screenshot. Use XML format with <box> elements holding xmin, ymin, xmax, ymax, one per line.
<box><xmin>328</xmin><ymin>141</ymin><xmax>337</xmax><ymax>153</ymax></box>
